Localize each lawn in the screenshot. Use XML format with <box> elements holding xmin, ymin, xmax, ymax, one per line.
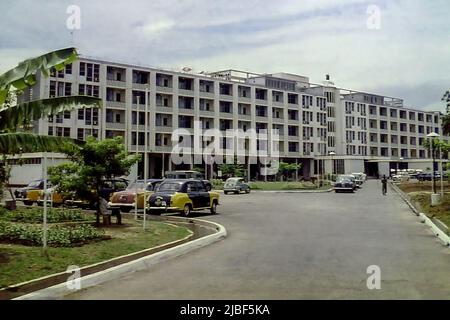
<box><xmin>0</xmin><ymin>217</ymin><xmax>191</xmax><ymax>288</ymax></box>
<box><xmin>248</xmin><ymin>181</ymin><xmax>332</xmax><ymax>191</ymax></box>
<box><xmin>408</xmin><ymin>192</ymin><xmax>450</xmax><ymax>230</ymax></box>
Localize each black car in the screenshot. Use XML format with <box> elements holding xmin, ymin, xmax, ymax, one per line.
<box><xmin>164</xmin><ymin>171</ymin><xmax>212</xmax><ymax>191</ymax></box>
<box><xmin>148</xmin><ymin>179</ymin><xmax>220</xmax><ymax>216</ymax></box>
<box><xmin>416</xmin><ymin>172</ymin><xmax>441</xmax><ymax>181</ymax></box>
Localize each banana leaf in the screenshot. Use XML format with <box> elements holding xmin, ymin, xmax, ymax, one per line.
<box><xmin>0</xmin><ymin>132</ymin><xmax>84</xmax><ymax>155</ymax></box>
<box><xmin>0</xmin><ymin>47</ymin><xmax>78</xmax><ymax>105</ymax></box>
<box><xmin>0</xmin><ymin>95</ymin><xmax>102</xmax><ymax>131</ymax></box>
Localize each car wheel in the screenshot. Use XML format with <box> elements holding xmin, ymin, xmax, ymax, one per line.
<box><xmin>23</xmin><ymin>200</ymin><xmax>32</xmax><ymax>206</ymax></box>
<box><xmin>224</xmin><ymin>191</ymin><xmax>228</xmax><ymax>195</ymax></box>
<box><xmin>183</xmin><ymin>204</ymin><xmax>191</xmax><ymax>217</ymax></box>
<box><xmin>121</xmin><ymin>207</ymin><xmax>132</xmax><ymax>213</ymax></box>
<box><xmin>210</xmin><ymin>201</ymin><xmax>217</xmax><ymax>215</ymax></box>
<box><xmin>234</xmin><ymin>190</ymin><xmax>239</xmax><ymax>194</ymax></box>
<box><xmin>245</xmin><ymin>188</ymin><xmax>250</xmax><ymax>194</ymax></box>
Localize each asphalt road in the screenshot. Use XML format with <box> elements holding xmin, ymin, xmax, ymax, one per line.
<box><xmin>67</xmin><ymin>180</ymin><xmax>450</xmax><ymax>299</ymax></box>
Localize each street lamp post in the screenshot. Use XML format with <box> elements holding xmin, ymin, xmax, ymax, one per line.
<box><xmin>427</xmin><ymin>132</ymin><xmax>440</xmax><ymax>205</ymax></box>
<box><xmin>329</xmin><ymin>151</ymin><xmax>336</xmax><ymax>177</ymax></box>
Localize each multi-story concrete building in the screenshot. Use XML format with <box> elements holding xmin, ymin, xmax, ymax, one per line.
<box><xmin>14</xmin><ymin>56</ymin><xmax>447</xmax><ymax>184</ymax></box>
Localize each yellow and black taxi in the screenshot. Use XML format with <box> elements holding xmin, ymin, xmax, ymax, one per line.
<box><xmin>148</xmin><ymin>179</ymin><xmax>219</xmax><ymax>216</ymax></box>
<box><xmin>14</xmin><ymin>179</ymin><xmax>47</xmax><ymax>205</ymax></box>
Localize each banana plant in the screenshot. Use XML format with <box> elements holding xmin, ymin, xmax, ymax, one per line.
<box><xmin>0</xmin><ymin>48</ymin><xmax>102</xmax><ymax>200</ymax></box>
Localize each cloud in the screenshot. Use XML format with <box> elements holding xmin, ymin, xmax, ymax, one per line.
<box><xmin>0</xmin><ymin>0</ymin><xmax>448</xmax><ymax>110</ymax></box>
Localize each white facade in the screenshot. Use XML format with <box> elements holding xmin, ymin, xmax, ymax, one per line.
<box><xmin>15</xmin><ymin>56</ymin><xmax>447</xmax><ymax>184</ymax></box>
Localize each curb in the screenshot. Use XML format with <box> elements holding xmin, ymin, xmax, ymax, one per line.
<box><xmin>14</xmin><ymin>217</ymin><xmax>227</xmax><ymax>300</ymax></box>
<box><xmin>216</xmin><ymin>188</ymin><xmax>333</xmax><ymax>194</ymax></box>
<box><xmin>390</xmin><ymin>182</ymin><xmax>450</xmax><ymax>247</ymax></box>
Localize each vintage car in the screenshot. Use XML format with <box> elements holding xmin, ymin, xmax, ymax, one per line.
<box><xmin>164</xmin><ymin>170</ymin><xmax>212</xmax><ymax>191</ymax></box>
<box><xmin>65</xmin><ymin>178</ymin><xmax>129</xmax><ymax>209</ymax></box>
<box><xmin>350</xmin><ymin>173</ymin><xmax>365</xmax><ymax>187</ymax></box>
<box><xmin>223</xmin><ymin>177</ymin><xmax>250</xmax><ymax>194</ymax></box>
<box><xmin>108</xmin><ymin>179</ymin><xmax>162</xmax><ymax>213</ymax></box>
<box><xmin>14</xmin><ymin>179</ymin><xmax>44</xmax><ymax>206</ymax></box>
<box><xmin>34</xmin><ymin>187</ymin><xmax>65</xmax><ymax>207</ymax></box>
<box><xmin>334</xmin><ymin>175</ymin><xmax>356</xmax><ymax>193</ymax></box>
<box><xmin>14</xmin><ymin>179</ymin><xmax>47</xmax><ymax>205</ymax></box>
<box><xmin>148</xmin><ymin>179</ymin><xmax>219</xmax><ymax>216</ymax></box>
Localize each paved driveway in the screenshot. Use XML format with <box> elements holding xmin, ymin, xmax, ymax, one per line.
<box><xmin>67</xmin><ymin>180</ymin><xmax>450</xmax><ymax>299</ymax></box>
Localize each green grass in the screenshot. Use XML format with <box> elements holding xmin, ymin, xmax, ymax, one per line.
<box><xmin>409</xmin><ymin>192</ymin><xmax>450</xmax><ymax>230</ymax></box>
<box><xmin>0</xmin><ymin>218</ymin><xmax>191</xmax><ymax>288</ymax></box>
<box><xmin>248</xmin><ymin>181</ymin><xmax>331</xmax><ymax>191</ymax></box>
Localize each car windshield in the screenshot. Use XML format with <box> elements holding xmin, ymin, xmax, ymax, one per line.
<box><xmin>146</xmin><ymin>182</ymin><xmax>161</xmax><ymax>191</ymax></box>
<box><xmin>27</xmin><ymin>180</ymin><xmax>42</xmax><ymax>188</ymax></box>
<box><xmin>225</xmin><ymin>179</ymin><xmax>239</xmax><ymax>186</ymax></box>
<box><xmin>157</xmin><ymin>182</ymin><xmax>183</xmax><ymax>192</ymax></box>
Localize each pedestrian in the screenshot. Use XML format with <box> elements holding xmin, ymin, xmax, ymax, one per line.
<box><xmin>99</xmin><ymin>196</ymin><xmax>111</xmax><ymax>225</ymax></box>
<box><xmin>381</xmin><ymin>175</ymin><xmax>387</xmax><ymax>195</ymax></box>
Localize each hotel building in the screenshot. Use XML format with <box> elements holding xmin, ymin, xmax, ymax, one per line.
<box><xmin>13</xmin><ymin>56</ymin><xmax>447</xmax><ymax>184</ymax></box>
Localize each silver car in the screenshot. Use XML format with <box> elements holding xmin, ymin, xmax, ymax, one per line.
<box><xmin>223</xmin><ymin>178</ymin><xmax>250</xmax><ymax>195</ymax></box>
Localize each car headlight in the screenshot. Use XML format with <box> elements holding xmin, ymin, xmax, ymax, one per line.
<box><xmin>155</xmin><ymin>197</ymin><xmax>162</xmax><ymax>207</ymax></box>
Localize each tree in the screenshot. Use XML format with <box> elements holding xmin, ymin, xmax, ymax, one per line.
<box><xmin>0</xmin><ymin>48</ymin><xmax>101</xmax><ymax>201</ymax></box>
<box><xmin>277</xmin><ymin>161</ymin><xmax>302</xmax><ymax>181</ymax></box>
<box><xmin>218</xmin><ymin>161</ymin><xmax>245</xmax><ymax>179</ymax></box>
<box><xmin>49</xmin><ymin>136</ymin><xmax>140</xmax><ymax>225</ymax></box>
<box><xmin>423</xmin><ymin>138</ymin><xmax>449</xmax><ymax>160</ymax></box>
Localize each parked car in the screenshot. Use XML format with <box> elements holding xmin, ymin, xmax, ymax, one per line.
<box><xmin>14</xmin><ymin>179</ymin><xmax>47</xmax><ymax>205</ymax></box>
<box><xmin>35</xmin><ymin>187</ymin><xmax>65</xmax><ymax>207</ymax></box>
<box><xmin>108</xmin><ymin>179</ymin><xmax>162</xmax><ymax>213</ymax></box>
<box><xmin>223</xmin><ymin>177</ymin><xmax>250</xmax><ymax>194</ymax></box>
<box><xmin>392</xmin><ymin>172</ymin><xmax>410</xmax><ymax>182</ymax></box>
<box><xmin>65</xmin><ymin>178</ymin><xmax>129</xmax><ymax>209</ymax></box>
<box><xmin>350</xmin><ymin>173</ymin><xmax>365</xmax><ymax>187</ymax></box>
<box><xmin>334</xmin><ymin>175</ymin><xmax>356</xmax><ymax>193</ymax></box>
<box><xmin>164</xmin><ymin>170</ymin><xmax>212</xmax><ymax>191</ymax></box>
<box><xmin>416</xmin><ymin>172</ymin><xmax>441</xmax><ymax>182</ymax></box>
<box><xmin>148</xmin><ymin>179</ymin><xmax>219</xmax><ymax>216</ymax></box>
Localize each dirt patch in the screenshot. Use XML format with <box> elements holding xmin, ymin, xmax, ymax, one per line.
<box><xmin>398</xmin><ymin>181</ymin><xmax>450</xmax><ymax>193</ymax></box>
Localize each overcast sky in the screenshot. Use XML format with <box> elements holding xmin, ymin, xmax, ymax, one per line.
<box><xmin>1</xmin><ymin>0</ymin><xmax>448</xmax><ymax>111</ymax></box>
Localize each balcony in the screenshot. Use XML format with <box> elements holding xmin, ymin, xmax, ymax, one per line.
<box><xmin>156</xmin><ymin>85</ymin><xmax>173</xmax><ymax>93</ymax></box>
<box><xmin>178</xmin><ymin>89</ymin><xmax>194</xmax><ymax>96</ymax></box>
<box><xmin>107</xmin><ymin>79</ymin><xmax>126</xmax><ymax>88</ymax></box>
<box><xmin>155</xmin><ymin>125</ymin><xmax>173</xmax><ymax>133</ymax></box>
<box><xmin>105</xmin><ymin>122</ymin><xmax>126</xmax><ymax>130</ymax></box>
<box><xmin>132</xmin><ymin>82</ymin><xmax>150</xmax><ymax>90</ymax></box>
<box><xmin>107</xmin><ymin>101</ymin><xmax>126</xmax><ymax>109</ymax></box>
<box><xmin>199</xmin><ymin>91</ymin><xmax>215</xmax><ymax>99</ymax></box>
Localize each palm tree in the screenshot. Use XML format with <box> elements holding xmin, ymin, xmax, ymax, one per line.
<box><xmin>0</xmin><ymin>47</ymin><xmax>101</xmax><ymax>199</ymax></box>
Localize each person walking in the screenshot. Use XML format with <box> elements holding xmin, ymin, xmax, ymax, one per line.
<box><xmin>381</xmin><ymin>175</ymin><xmax>388</xmax><ymax>195</ymax></box>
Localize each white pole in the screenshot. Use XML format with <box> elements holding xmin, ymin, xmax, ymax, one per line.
<box><xmin>440</xmin><ymin>141</ymin><xmax>444</xmax><ymax>198</ymax></box>
<box><xmin>43</xmin><ymin>152</ymin><xmax>48</xmax><ymax>251</ymax></box>
<box><xmin>134</xmin><ymin>96</ymin><xmax>140</xmax><ymax>221</ymax></box>
<box><xmin>143</xmin><ymin>88</ymin><xmax>148</xmax><ymax>230</ymax></box>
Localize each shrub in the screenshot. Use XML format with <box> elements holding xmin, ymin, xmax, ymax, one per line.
<box><xmin>0</xmin><ymin>207</ymin><xmax>94</xmax><ymax>223</ymax></box>
<box><xmin>211</xmin><ymin>179</ymin><xmax>224</xmax><ymax>190</ymax></box>
<box><xmin>0</xmin><ymin>221</ymin><xmax>105</xmax><ymax>247</ymax></box>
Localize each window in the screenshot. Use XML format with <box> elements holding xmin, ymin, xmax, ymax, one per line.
<box><xmin>115</xmin><ymin>113</ymin><xmax>121</xmax><ymax>123</ymax></box>
<box><xmin>80</xmin><ymin>62</ymin><xmax>86</xmax><ymax>76</ymax></box>
<box><xmin>63</xmin><ymin>111</ymin><xmax>71</xmax><ymax>119</ymax></box>
<box><xmin>77</xmin><ymin>128</ymin><xmax>84</xmax><ymax>140</ymax></box>
<box><xmin>63</xmin><ymin>127</ymin><xmax>70</xmax><ymax>137</ymax></box>
<box><xmin>78</xmin><ymin>109</ymin><xmax>84</xmax><ymax>120</ymax></box>
<box><xmin>65</xmin><ymin>64</ymin><xmax>72</xmax><ymax>74</ymax></box>
<box><xmin>48</xmin><ymin>126</ymin><xmax>53</xmax><ymax>136</ymax></box>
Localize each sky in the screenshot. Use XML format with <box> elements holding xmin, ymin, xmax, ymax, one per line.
<box><xmin>1</xmin><ymin>0</ymin><xmax>449</xmax><ymax>111</ymax></box>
